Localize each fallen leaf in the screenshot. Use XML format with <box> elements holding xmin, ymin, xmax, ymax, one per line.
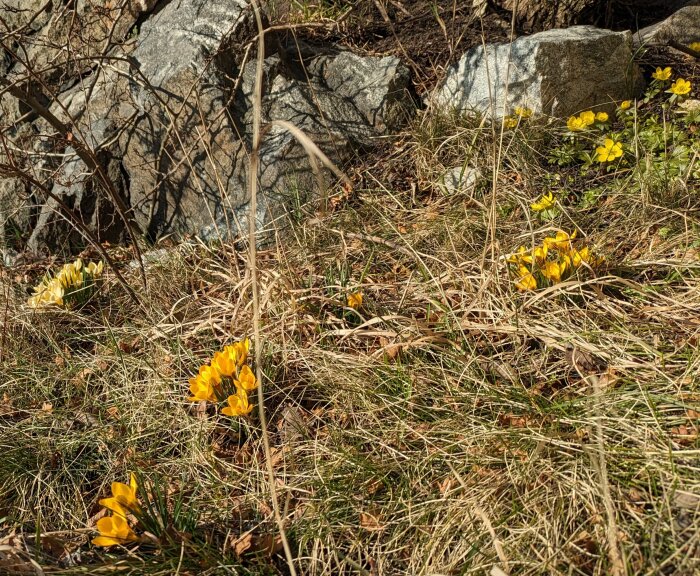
<box><xmin>360</xmin><ymin>512</ymin><xmax>384</xmax><ymax>532</ymax></box>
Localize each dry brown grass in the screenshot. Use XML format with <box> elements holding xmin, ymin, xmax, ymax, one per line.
<box><xmin>2</xmin><ymin>98</ymin><xmax>700</xmax><ymax>576</ymax></box>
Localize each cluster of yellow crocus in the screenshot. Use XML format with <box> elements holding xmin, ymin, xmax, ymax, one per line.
<box><xmin>27</xmin><ymin>259</ymin><xmax>103</xmax><ymax>309</ymax></box>
<box><xmin>92</xmin><ymin>474</ymin><xmax>141</xmax><ymax>547</ymax></box>
<box><xmin>188</xmin><ymin>339</ymin><xmax>258</xmax><ymax>417</ymax></box>
<box><xmin>507</xmin><ymin>230</ymin><xmax>604</xmax><ymax>291</ymax></box>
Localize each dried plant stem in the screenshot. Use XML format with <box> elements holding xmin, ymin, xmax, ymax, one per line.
<box><xmin>248</xmin><ymin>1</ymin><xmax>297</xmax><ymax>574</ymax></box>
<box><xmin>589</xmin><ymin>374</ymin><xmax>626</xmax><ymax>576</ymax></box>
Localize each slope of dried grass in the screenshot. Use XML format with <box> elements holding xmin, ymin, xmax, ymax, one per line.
<box><xmin>1</xmin><ymin>106</ymin><xmax>699</xmax><ymax>575</ymax></box>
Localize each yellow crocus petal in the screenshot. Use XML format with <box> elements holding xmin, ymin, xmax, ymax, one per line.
<box><xmin>232</xmin><ymin>339</ymin><xmax>250</xmax><ymax>366</ymax></box>
<box><xmin>212</xmin><ymin>350</ymin><xmax>236</xmax><ymax>378</ymax></box>
<box><xmin>93</xmin><ymin>515</ymin><xmax>138</xmax><ymax>547</ymax></box>
<box><xmin>221</xmin><ymin>390</ymin><xmax>253</xmax><ymax>417</ymax></box>
<box><xmin>235</xmin><ymin>364</ymin><xmax>257</xmax><ymax>391</ymax></box>
<box><xmin>542</xmin><ymin>261</ymin><xmax>563</xmax><ymax>283</ymax></box>
<box><xmin>347</xmin><ymin>292</ymin><xmax>363</xmax><ymax>309</ymax></box>
<box><xmin>92</xmin><ymin>535</ymin><xmax>123</xmax><ymax>547</ymax></box>
<box><xmin>530</xmin><ymin>192</ymin><xmax>555</xmax><ymax>212</ymax></box>
<box><xmin>515</xmin><ymin>271</ymin><xmax>537</xmax><ymax>291</ymax></box>
<box><xmin>188</xmin><ymin>376</ymin><xmax>215</xmax><ymax>402</ymax></box>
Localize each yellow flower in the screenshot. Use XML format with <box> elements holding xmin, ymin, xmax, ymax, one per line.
<box><xmin>568</xmin><ymin>246</ymin><xmax>589</xmax><ymax>268</ymax></box>
<box><xmin>506</xmin><ymin>245</ymin><xmax>529</xmax><ymax>264</ymax></box>
<box><xmin>212</xmin><ymin>349</ymin><xmax>236</xmax><ymax>378</ymax></box>
<box><xmin>515</xmin><ymin>265</ymin><xmax>537</xmax><ymax>291</ymax></box>
<box><xmin>580</xmin><ymin>111</ymin><xmax>595</xmax><ymax>126</ymax></box>
<box><xmin>347</xmin><ymin>292</ymin><xmax>363</xmax><ymax>309</ymax></box>
<box><xmin>221</xmin><ymin>389</ymin><xmax>253</xmax><ymax>417</ymax></box>
<box><xmin>619</xmin><ymin>100</ymin><xmax>632</xmax><ymax>110</ymax></box>
<box><xmin>595</xmin><ymin>112</ymin><xmax>608</xmax><ymax>122</ymax></box>
<box><xmin>541</xmin><ymin>260</ymin><xmax>567</xmax><ymax>283</ymax></box>
<box><xmin>232</xmin><ymin>339</ymin><xmax>250</xmax><ymax>366</ymax></box>
<box><xmin>99</xmin><ymin>473</ymin><xmax>140</xmax><ymax>517</ymax></box>
<box><xmin>188</xmin><ymin>364</ymin><xmax>220</xmax><ymax>402</ymax></box>
<box><xmin>544</xmin><ymin>230</ymin><xmax>577</xmax><ymax>251</ymax></box>
<box><xmin>92</xmin><ymin>514</ymin><xmax>139</xmax><ymax>547</ymax></box>
<box><xmin>652</xmin><ymin>67</ymin><xmax>672</xmax><ymax>81</ymax></box>
<box><xmin>567</xmin><ymin>115</ymin><xmax>586</xmax><ymax>131</ymax></box>
<box><xmin>86</xmin><ymin>261</ymin><xmax>104</xmax><ymax>276</ymax></box>
<box><xmin>235</xmin><ymin>364</ymin><xmax>257</xmax><ymax>392</ymax></box>
<box><xmin>689</xmin><ymin>42</ymin><xmax>700</xmax><ymax>53</ymax></box>
<box><xmin>530</xmin><ymin>191</ymin><xmax>555</xmax><ymax>212</ymax></box>
<box><xmin>514</xmin><ymin>106</ymin><xmax>532</xmax><ymax>118</ymax></box>
<box><xmin>668</xmin><ymin>78</ymin><xmax>691</xmax><ymax>96</ymax></box>
<box><xmin>502</xmin><ymin>116</ymin><xmax>518</xmax><ymax>129</ymax></box>
<box><xmin>595</xmin><ymin>138</ymin><xmax>623</xmax><ymax>162</ymax></box>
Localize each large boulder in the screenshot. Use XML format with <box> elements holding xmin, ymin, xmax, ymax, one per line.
<box><xmin>635</xmin><ymin>5</ymin><xmax>700</xmax><ymax>47</ymax></box>
<box><xmin>431</xmin><ymin>26</ymin><xmax>644</xmax><ymax>119</ymax></box>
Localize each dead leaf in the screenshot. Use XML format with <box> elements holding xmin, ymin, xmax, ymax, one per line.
<box><xmin>360</xmin><ymin>512</ymin><xmax>384</xmax><ymax>532</ymax></box>
<box><xmin>232</xmin><ymin>532</ymin><xmax>253</xmax><ymax>556</ymax></box>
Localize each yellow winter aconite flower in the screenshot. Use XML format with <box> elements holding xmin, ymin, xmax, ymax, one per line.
<box><xmin>580</xmin><ymin>111</ymin><xmax>595</xmax><ymax>126</ymax></box>
<box><xmin>530</xmin><ymin>191</ymin><xmax>555</xmax><ymax>212</ymax></box>
<box><xmin>567</xmin><ymin>115</ymin><xmax>585</xmax><ymax>131</ymax></box>
<box><xmin>347</xmin><ymin>292</ymin><xmax>363</xmax><ymax>309</ymax></box>
<box><xmin>619</xmin><ymin>100</ymin><xmax>631</xmax><ymax>110</ymax></box>
<box><xmin>595</xmin><ymin>138</ymin><xmax>623</xmax><ymax>162</ymax></box>
<box><xmin>92</xmin><ymin>514</ymin><xmax>140</xmax><ymax>547</ymax></box>
<box><xmin>99</xmin><ymin>473</ymin><xmax>140</xmax><ymax>517</ymax></box>
<box><xmin>668</xmin><ymin>78</ymin><xmax>692</xmax><ymax>96</ymax></box>
<box><xmin>221</xmin><ymin>390</ymin><xmax>253</xmax><ymax>417</ymax></box>
<box><xmin>595</xmin><ymin>112</ymin><xmax>608</xmax><ymax>122</ymax></box>
<box><xmin>689</xmin><ymin>42</ymin><xmax>700</xmax><ymax>53</ymax></box>
<box><xmin>503</xmin><ymin>116</ymin><xmax>518</xmax><ymax>129</ymax></box>
<box><xmin>652</xmin><ymin>66</ymin><xmax>672</xmax><ymax>81</ymax></box>
<box><xmin>514</xmin><ymin>106</ymin><xmax>532</xmax><ymax>118</ymax></box>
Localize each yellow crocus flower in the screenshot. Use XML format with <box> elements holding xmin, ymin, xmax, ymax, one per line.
<box><xmin>567</xmin><ymin>115</ymin><xmax>586</xmax><ymax>131</ymax></box>
<box><xmin>544</xmin><ymin>230</ymin><xmax>576</xmax><ymax>251</ymax></box>
<box><xmin>515</xmin><ymin>265</ymin><xmax>537</xmax><ymax>291</ymax></box>
<box><xmin>92</xmin><ymin>514</ymin><xmax>139</xmax><ymax>547</ymax></box>
<box><xmin>99</xmin><ymin>474</ymin><xmax>140</xmax><ymax>517</ymax></box>
<box><xmin>347</xmin><ymin>292</ymin><xmax>363</xmax><ymax>309</ymax></box>
<box><xmin>222</xmin><ymin>389</ymin><xmax>253</xmax><ymax>417</ymax></box>
<box><xmin>580</xmin><ymin>111</ymin><xmax>595</xmax><ymax>126</ymax></box>
<box><xmin>595</xmin><ymin>138</ymin><xmax>623</xmax><ymax>162</ymax></box>
<box><xmin>235</xmin><ymin>364</ymin><xmax>257</xmax><ymax>392</ymax></box>
<box><xmin>212</xmin><ymin>349</ymin><xmax>236</xmax><ymax>378</ymax></box>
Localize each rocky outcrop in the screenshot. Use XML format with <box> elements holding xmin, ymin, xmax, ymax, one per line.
<box><xmin>431</xmin><ymin>26</ymin><xmax>643</xmax><ymax>119</ymax></box>
<box><xmin>0</xmin><ymin>0</ymin><xmax>415</xmax><ymax>252</ymax></box>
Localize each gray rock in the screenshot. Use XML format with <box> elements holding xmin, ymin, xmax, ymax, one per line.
<box><xmin>310</xmin><ymin>51</ymin><xmax>414</xmax><ymax>133</ymax></box>
<box><xmin>635</xmin><ymin>5</ymin><xmax>700</xmax><ymax>47</ymax></box>
<box><xmin>439</xmin><ymin>166</ymin><xmax>481</xmax><ymax>195</ymax></box>
<box><xmin>432</xmin><ymin>26</ymin><xmax>643</xmax><ymax>119</ymax></box>
<box><xmin>120</xmin><ymin>0</ymin><xmax>253</xmax><ymax>239</ymax></box>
